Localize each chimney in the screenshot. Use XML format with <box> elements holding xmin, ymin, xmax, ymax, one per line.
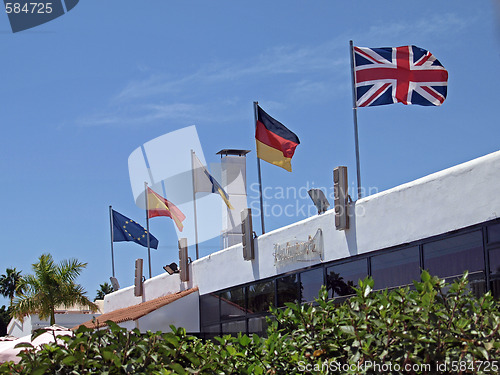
<box><xmin>216</xmin><ymin>149</ymin><xmax>250</xmax><ymax>248</ymax></box>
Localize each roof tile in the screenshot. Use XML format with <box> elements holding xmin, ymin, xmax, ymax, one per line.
<box><xmin>74</xmin><ymin>287</ymin><xmax>198</xmax><ymax>330</ymax></box>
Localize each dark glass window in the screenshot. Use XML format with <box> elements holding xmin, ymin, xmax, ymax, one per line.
<box><xmin>488</xmin><ymin>223</ymin><xmax>500</xmax><ymax>244</ymax></box>
<box><xmin>202</xmin><ymin>324</ymin><xmax>220</xmax><ymax>334</ymax></box>
<box><xmin>248</xmin><ymin>316</ymin><xmax>268</xmax><ymax>336</ymax></box>
<box><xmin>200</xmin><ymin>293</ymin><xmax>220</xmax><ymax>326</ymax></box>
<box><xmin>371</xmin><ymin>247</ymin><xmax>420</xmax><ymax>289</ymax></box>
<box><xmin>222</xmin><ymin>319</ymin><xmax>246</xmax><ymax>334</ymax></box>
<box><xmin>220</xmin><ymin>287</ymin><xmax>246</xmax><ymax>320</ymax></box>
<box><xmin>326</xmin><ymin>259</ymin><xmax>368</xmax><ymax>298</ymax></box>
<box><xmin>248</xmin><ymin>280</ymin><xmax>275</xmax><ymax>314</ymax></box>
<box><xmin>277</xmin><ymin>274</ymin><xmax>299</xmax><ymax>307</ymax></box>
<box><xmin>490</xmin><ymin>247</ymin><xmax>500</xmax><ymax>275</ymax></box>
<box><xmin>490</xmin><ymin>247</ymin><xmax>500</xmax><ymax>299</ymax></box>
<box><xmin>423</xmin><ymin>231</ymin><xmax>483</xmax><ymax>279</ymax></box>
<box><xmin>300</xmin><ymin>267</ymin><xmax>324</xmax><ymax>302</ymax></box>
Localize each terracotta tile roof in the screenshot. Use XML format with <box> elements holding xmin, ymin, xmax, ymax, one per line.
<box><xmin>74</xmin><ymin>287</ymin><xmax>198</xmax><ymax>330</ymax></box>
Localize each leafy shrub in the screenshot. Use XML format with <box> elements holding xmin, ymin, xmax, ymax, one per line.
<box><xmin>0</xmin><ymin>271</ymin><xmax>498</xmax><ymax>374</ymax></box>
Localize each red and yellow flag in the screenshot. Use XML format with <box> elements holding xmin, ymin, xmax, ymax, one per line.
<box><xmin>147</xmin><ymin>187</ymin><xmax>186</xmax><ymax>232</ymax></box>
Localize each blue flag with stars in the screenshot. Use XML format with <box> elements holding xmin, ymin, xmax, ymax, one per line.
<box><xmin>112</xmin><ymin>209</ymin><xmax>159</xmax><ymax>249</ymax></box>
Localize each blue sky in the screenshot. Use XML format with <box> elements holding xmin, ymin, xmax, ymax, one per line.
<box><xmin>1</xmin><ymin>1</ymin><xmax>499</xmax><ymax>306</ymax></box>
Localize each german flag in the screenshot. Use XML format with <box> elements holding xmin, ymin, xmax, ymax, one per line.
<box><xmin>147</xmin><ymin>187</ymin><xmax>186</xmax><ymax>232</ymax></box>
<box><xmin>255</xmin><ymin>105</ymin><xmax>300</xmax><ymax>172</ymax></box>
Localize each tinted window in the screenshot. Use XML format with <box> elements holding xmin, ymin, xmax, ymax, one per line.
<box><xmin>490</xmin><ymin>249</ymin><xmax>500</xmax><ymax>299</ymax></box>
<box><xmin>222</xmin><ymin>319</ymin><xmax>246</xmax><ymax>334</ymax></box>
<box><xmin>248</xmin><ymin>316</ymin><xmax>268</xmax><ymax>336</ymax></box>
<box><xmin>423</xmin><ymin>231</ymin><xmax>483</xmax><ymax>278</ymax></box>
<box><xmin>490</xmin><ymin>247</ymin><xmax>500</xmax><ymax>275</ymax></box>
<box><xmin>248</xmin><ymin>281</ymin><xmax>275</xmax><ymax>313</ymax></box>
<box><xmin>371</xmin><ymin>247</ymin><xmax>420</xmax><ymax>289</ymax></box>
<box><xmin>277</xmin><ymin>274</ymin><xmax>299</xmax><ymax>307</ymax></box>
<box><xmin>220</xmin><ymin>287</ymin><xmax>246</xmax><ymax>319</ymax></box>
<box><xmin>202</xmin><ymin>324</ymin><xmax>220</xmax><ymax>334</ymax></box>
<box><xmin>300</xmin><ymin>267</ymin><xmax>324</xmax><ymax>302</ymax></box>
<box><xmin>488</xmin><ymin>223</ymin><xmax>500</xmax><ymax>244</ymax></box>
<box><xmin>200</xmin><ymin>293</ymin><xmax>219</xmax><ymax>326</ymax></box>
<box><xmin>326</xmin><ymin>259</ymin><xmax>368</xmax><ymax>298</ymax></box>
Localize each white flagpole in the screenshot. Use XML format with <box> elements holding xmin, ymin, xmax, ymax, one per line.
<box><xmin>350</xmin><ymin>40</ymin><xmax>362</xmax><ymax>199</ymax></box>
<box><xmin>109</xmin><ymin>205</ymin><xmax>115</xmax><ymax>278</ymax></box>
<box><xmin>254</xmin><ymin>101</ymin><xmax>266</xmax><ymax>234</ymax></box>
<box><xmin>191</xmin><ymin>150</ymin><xmax>200</xmax><ymax>259</ymax></box>
<box><xmin>144</xmin><ymin>182</ymin><xmax>152</xmax><ymax>278</ymax></box>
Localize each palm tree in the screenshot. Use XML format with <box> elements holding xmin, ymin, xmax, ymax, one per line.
<box><xmin>12</xmin><ymin>254</ymin><xmax>98</xmax><ymax>325</ymax></box>
<box><xmin>95</xmin><ymin>282</ymin><xmax>114</xmax><ymax>301</ymax></box>
<box><xmin>0</xmin><ymin>268</ymin><xmax>24</xmax><ymax>307</ymax></box>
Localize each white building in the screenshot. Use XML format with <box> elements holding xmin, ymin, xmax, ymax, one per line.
<box><xmin>78</xmin><ymin>150</ymin><xmax>500</xmax><ymax>338</ymax></box>
<box><xmin>8</xmin><ymin>301</ymin><xmax>103</xmax><ymax>338</ymax></box>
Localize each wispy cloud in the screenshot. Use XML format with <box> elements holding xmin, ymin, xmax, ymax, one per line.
<box><xmin>76</xmin><ymin>103</ymin><xmax>208</xmax><ymax>127</ymax></box>
<box><xmin>77</xmin><ymin>11</ymin><xmax>474</xmax><ymax>128</ymax></box>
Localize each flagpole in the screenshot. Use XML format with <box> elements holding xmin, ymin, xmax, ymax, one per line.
<box><xmin>349</xmin><ymin>40</ymin><xmax>362</xmax><ymax>200</ymax></box>
<box><xmin>144</xmin><ymin>182</ymin><xmax>152</xmax><ymax>278</ymax></box>
<box><xmin>109</xmin><ymin>205</ymin><xmax>115</xmax><ymax>278</ymax></box>
<box><xmin>191</xmin><ymin>150</ymin><xmax>200</xmax><ymax>259</ymax></box>
<box><xmin>253</xmin><ymin>101</ymin><xmax>266</xmax><ymax>234</ymax></box>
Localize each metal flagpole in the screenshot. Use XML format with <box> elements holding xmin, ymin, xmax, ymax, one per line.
<box><xmin>191</xmin><ymin>150</ymin><xmax>200</xmax><ymax>259</ymax></box>
<box><xmin>349</xmin><ymin>40</ymin><xmax>362</xmax><ymax>200</ymax></box>
<box><xmin>253</xmin><ymin>101</ymin><xmax>266</xmax><ymax>234</ymax></box>
<box><xmin>144</xmin><ymin>182</ymin><xmax>152</xmax><ymax>278</ymax></box>
<box><xmin>109</xmin><ymin>205</ymin><xmax>115</xmax><ymax>278</ymax></box>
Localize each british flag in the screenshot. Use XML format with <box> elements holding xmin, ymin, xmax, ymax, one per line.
<box><xmin>353</xmin><ymin>45</ymin><xmax>448</xmax><ymax>107</ymax></box>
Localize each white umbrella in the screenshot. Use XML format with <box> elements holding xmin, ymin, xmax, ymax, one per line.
<box><xmin>0</xmin><ymin>325</ymin><xmax>73</xmax><ymax>364</ymax></box>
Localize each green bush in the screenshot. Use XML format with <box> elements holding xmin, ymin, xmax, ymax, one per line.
<box><xmin>0</xmin><ymin>271</ymin><xmax>498</xmax><ymax>374</ymax></box>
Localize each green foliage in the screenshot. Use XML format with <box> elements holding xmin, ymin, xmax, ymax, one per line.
<box><xmin>95</xmin><ymin>282</ymin><xmax>114</xmax><ymax>301</ymax></box>
<box><xmin>1</xmin><ymin>273</ymin><xmax>499</xmax><ymax>374</ymax></box>
<box><xmin>0</xmin><ymin>268</ymin><xmax>24</xmax><ymax>307</ymax></box>
<box><xmin>0</xmin><ymin>305</ymin><xmax>11</xmax><ymax>336</ymax></box>
<box><xmin>11</xmin><ymin>254</ymin><xmax>98</xmax><ymax>325</ymax></box>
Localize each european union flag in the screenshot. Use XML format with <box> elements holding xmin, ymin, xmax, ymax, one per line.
<box><xmin>112</xmin><ymin>210</ymin><xmax>159</xmax><ymax>249</ymax></box>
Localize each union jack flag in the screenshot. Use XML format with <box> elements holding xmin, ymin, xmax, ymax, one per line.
<box><xmin>353</xmin><ymin>45</ymin><xmax>448</xmax><ymax>107</ymax></box>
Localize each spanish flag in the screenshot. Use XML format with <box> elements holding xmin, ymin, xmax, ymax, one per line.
<box><xmin>255</xmin><ymin>105</ymin><xmax>300</xmax><ymax>172</ymax></box>
<box><xmin>147</xmin><ymin>187</ymin><xmax>186</xmax><ymax>232</ymax></box>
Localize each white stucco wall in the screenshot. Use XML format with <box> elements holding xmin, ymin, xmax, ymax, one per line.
<box><xmin>136</xmin><ymin>291</ymin><xmax>199</xmax><ymax>333</ymax></box>
<box><xmin>103</xmin><ymin>272</ymin><xmax>187</xmax><ymax>313</ymax></box>
<box><xmin>192</xmin><ymin>150</ymin><xmax>500</xmax><ymax>295</ymax></box>
<box><xmin>7</xmin><ymin>312</ymin><xmax>101</xmax><ymax>338</ymax></box>
<box><xmin>104</xmin><ymin>150</ymin><xmax>500</xmax><ymax>329</ymax></box>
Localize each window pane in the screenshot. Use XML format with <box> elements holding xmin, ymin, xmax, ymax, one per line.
<box><xmin>222</xmin><ymin>319</ymin><xmax>246</xmax><ymax>334</ymax></box>
<box><xmin>423</xmin><ymin>231</ymin><xmax>483</xmax><ymax>278</ymax></box>
<box><xmin>300</xmin><ymin>267</ymin><xmax>324</xmax><ymax>302</ymax></box>
<box><xmin>326</xmin><ymin>259</ymin><xmax>368</xmax><ymax>298</ymax></box>
<box><xmin>490</xmin><ymin>247</ymin><xmax>500</xmax><ymax>275</ymax></box>
<box><xmin>371</xmin><ymin>247</ymin><xmax>420</xmax><ymax>289</ymax></box>
<box><xmin>248</xmin><ymin>281</ymin><xmax>275</xmax><ymax>314</ymax></box>
<box><xmin>202</xmin><ymin>324</ymin><xmax>220</xmax><ymax>334</ymax></box>
<box><xmin>488</xmin><ymin>223</ymin><xmax>500</xmax><ymax>244</ymax></box>
<box><xmin>248</xmin><ymin>316</ymin><xmax>269</xmax><ymax>336</ymax></box>
<box><xmin>277</xmin><ymin>274</ymin><xmax>299</xmax><ymax>307</ymax></box>
<box><xmin>200</xmin><ymin>293</ymin><xmax>219</xmax><ymax>326</ymax></box>
<box><xmin>490</xmin><ymin>247</ymin><xmax>500</xmax><ymax>298</ymax></box>
<box><xmin>220</xmin><ymin>287</ymin><xmax>246</xmax><ymax>320</ymax></box>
